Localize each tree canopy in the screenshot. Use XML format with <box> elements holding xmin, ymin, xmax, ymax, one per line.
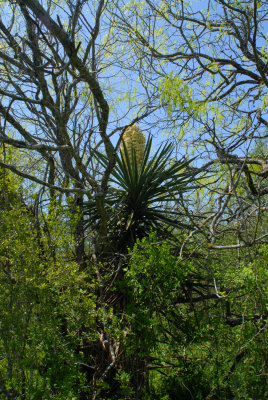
<box><xmin>0</xmin><ymin>1</ymin><xmax>267</xmax><ymax>399</ymax></box>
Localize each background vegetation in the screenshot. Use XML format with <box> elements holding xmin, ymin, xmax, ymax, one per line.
<box><xmin>0</xmin><ymin>1</ymin><xmax>267</xmax><ymax>399</ymax></box>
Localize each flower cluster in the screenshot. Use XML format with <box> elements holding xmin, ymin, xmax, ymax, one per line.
<box><xmin>120</xmin><ymin>125</ymin><xmax>146</xmax><ymax>168</ymax></box>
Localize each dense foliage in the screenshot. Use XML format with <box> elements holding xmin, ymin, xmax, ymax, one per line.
<box><xmin>0</xmin><ymin>1</ymin><xmax>267</xmax><ymax>399</ymax></box>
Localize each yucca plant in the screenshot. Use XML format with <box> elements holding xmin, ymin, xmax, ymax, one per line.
<box><xmin>84</xmin><ymin>129</ymin><xmax>198</xmax><ymax>253</ymax></box>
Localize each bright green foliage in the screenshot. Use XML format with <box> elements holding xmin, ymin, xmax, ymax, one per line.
<box><xmin>159</xmin><ymin>72</ymin><xmax>203</xmax><ymax>118</ymax></box>
<box><xmin>0</xmin><ymin>0</ymin><xmax>267</xmax><ymax>398</ymax></box>
<box><xmin>122</xmin><ymin>231</ymin><xmax>191</xmax><ymax>357</ymax></box>
<box><xmin>0</xmin><ymin>174</ymin><xmax>97</xmax><ymax>399</ymax></box>
<box><xmin>126</xmin><ymin>231</ymin><xmax>189</xmax><ymax>307</ymax></box>
<box><xmin>120</xmin><ymin>232</ymin><xmax>268</xmax><ymax>399</ymax></box>
<box><xmin>0</xmin><ymin>150</ymin><xmax>22</xmax><ymax>210</ymax></box>
<box><xmin>0</xmin><ymin>169</ymin><xmax>266</xmax><ymax>399</ymax></box>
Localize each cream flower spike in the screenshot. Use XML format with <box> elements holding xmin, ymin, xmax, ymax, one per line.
<box><xmin>120</xmin><ymin>125</ymin><xmax>146</xmax><ymax>169</ymax></box>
